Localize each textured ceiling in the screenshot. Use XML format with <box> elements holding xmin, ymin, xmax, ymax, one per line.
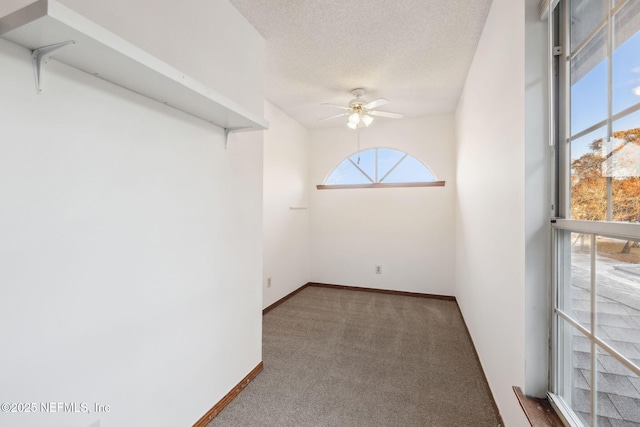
<box><xmin>228</xmin><ymin>0</ymin><xmax>493</xmax><ymax>130</ymax></box>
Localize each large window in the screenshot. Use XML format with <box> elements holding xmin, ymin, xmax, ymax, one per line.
<box><xmin>317</xmin><ymin>148</ymin><xmax>445</xmax><ymax>189</ymax></box>
<box><xmin>551</xmin><ymin>1</ymin><xmax>640</xmax><ymax>426</ymax></box>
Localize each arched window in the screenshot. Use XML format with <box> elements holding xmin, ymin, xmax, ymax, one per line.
<box><xmin>317</xmin><ymin>148</ymin><xmax>445</xmax><ymax>189</ymax></box>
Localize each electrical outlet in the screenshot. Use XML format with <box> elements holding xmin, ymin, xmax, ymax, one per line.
<box><xmin>267</xmin><ymin>277</ymin><xmax>272</xmax><ymax>287</ymax></box>
<box><xmin>375</xmin><ymin>266</ymin><xmax>382</xmax><ymax>274</ymax></box>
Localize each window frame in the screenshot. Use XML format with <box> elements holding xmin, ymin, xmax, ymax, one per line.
<box><xmin>317</xmin><ymin>147</ymin><xmax>445</xmax><ymax>190</ymax></box>
<box><xmin>549</xmin><ymin>1</ymin><xmax>640</xmax><ymax>425</ymax></box>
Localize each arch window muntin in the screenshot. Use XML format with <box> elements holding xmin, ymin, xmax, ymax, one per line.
<box><xmin>318</xmin><ymin>147</ymin><xmax>444</xmax><ymax>189</ymax></box>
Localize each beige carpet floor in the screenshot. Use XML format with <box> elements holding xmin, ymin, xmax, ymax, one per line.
<box><xmin>208</xmin><ymin>286</ymin><xmax>502</xmax><ymax>426</ymax></box>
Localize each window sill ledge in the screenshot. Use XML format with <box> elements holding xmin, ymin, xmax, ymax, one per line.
<box><xmin>316</xmin><ymin>181</ymin><xmax>446</xmax><ymax>190</ymax></box>
<box><xmin>513</xmin><ymin>387</ymin><xmax>564</xmax><ymax>427</ymax></box>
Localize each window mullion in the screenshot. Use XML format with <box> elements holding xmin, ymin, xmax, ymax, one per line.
<box><xmin>558</xmin><ymin>0</ymin><xmax>571</xmax><ymax>219</ymax></box>
<box><xmin>322</xmin><ymin>148</ymin><xmax>439</xmax><ymax>186</ymax></box>
<box><xmin>553</xmin><ymin>1</ymin><xmax>640</xmax><ymax>425</ymax></box>
<box><xmin>590</xmin><ymin>233</ymin><xmax>597</xmax><ymax>427</ymax></box>
<box><xmin>606</xmin><ymin>6</ymin><xmax>613</xmax><ymax>221</ymax></box>
<box><xmin>379</xmin><ymin>153</ymin><xmax>408</xmax><ymax>183</ymax></box>
<box><xmin>569</xmin><ymin>118</ymin><xmax>608</xmax><ymax>142</ymax></box>
<box><xmin>347</xmin><ymin>158</ymin><xmax>374</xmax><ymax>183</ymax></box>
<box><xmin>375</xmin><ymin>148</ymin><xmax>379</xmax><ymax>182</ymax></box>
<box><xmin>611</xmin><ymin>100</ymin><xmax>640</xmax><ymax>123</ymax></box>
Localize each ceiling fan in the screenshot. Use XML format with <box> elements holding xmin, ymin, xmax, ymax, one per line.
<box><xmin>318</xmin><ymin>88</ymin><xmax>404</xmax><ymax>129</ymax></box>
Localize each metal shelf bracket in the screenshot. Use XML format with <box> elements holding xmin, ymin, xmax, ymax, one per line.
<box><xmin>224</xmin><ymin>127</ymin><xmax>249</xmax><ymax>150</ymax></box>
<box><xmin>32</xmin><ymin>40</ymin><xmax>77</xmax><ymax>94</ymax></box>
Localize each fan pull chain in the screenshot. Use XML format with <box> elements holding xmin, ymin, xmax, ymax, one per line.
<box><xmin>357</xmin><ymin>127</ymin><xmax>361</xmax><ymax>164</ymax></box>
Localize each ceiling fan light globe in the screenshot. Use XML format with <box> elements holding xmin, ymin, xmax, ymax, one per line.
<box><xmin>362</xmin><ymin>114</ymin><xmax>373</xmax><ymax>126</ymax></box>
<box><xmin>347</xmin><ymin>121</ymin><xmax>358</xmax><ymax>130</ymax></box>
<box><xmin>349</xmin><ymin>112</ymin><xmax>360</xmax><ymax>124</ymax></box>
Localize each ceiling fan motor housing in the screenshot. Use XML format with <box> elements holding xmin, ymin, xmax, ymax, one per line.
<box><xmin>349</xmin><ymin>88</ymin><xmax>367</xmax><ymax>107</ymax></box>
<box><xmin>316</xmin><ymin>88</ymin><xmax>402</xmax><ymax>125</ymax></box>
<box><xmin>351</xmin><ymin>88</ymin><xmax>366</xmax><ymax>98</ymax></box>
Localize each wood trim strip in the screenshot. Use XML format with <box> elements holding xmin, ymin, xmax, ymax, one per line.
<box><xmin>263</xmin><ymin>282</ymin><xmax>455</xmax><ymax>316</ymax></box>
<box><xmin>307</xmin><ymin>282</ymin><xmax>456</xmax><ymax>301</ymax></box>
<box><xmin>194</xmin><ymin>285</ymin><xmax>486</xmax><ymax>425</ymax></box>
<box><xmin>454</xmin><ymin>304</ymin><xmax>505</xmax><ymax>426</ymax></box>
<box><xmin>513</xmin><ymin>386</ymin><xmax>564</xmax><ymax>426</ymax></box>
<box><xmin>316</xmin><ymin>181</ymin><xmax>446</xmax><ymax>190</ymax></box>
<box><xmin>192</xmin><ymin>362</ymin><xmax>263</xmax><ymax>427</ymax></box>
<box><xmin>263</xmin><ymin>283</ymin><xmax>309</xmax><ymax>315</ymax></box>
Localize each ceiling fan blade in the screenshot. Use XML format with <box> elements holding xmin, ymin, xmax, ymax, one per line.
<box><xmin>321</xmin><ymin>103</ymin><xmax>351</xmax><ymax>110</ymax></box>
<box><xmin>317</xmin><ymin>112</ymin><xmax>349</xmax><ymax>122</ymax></box>
<box><xmin>369</xmin><ymin>110</ymin><xmax>404</xmax><ymax>119</ymax></box>
<box><xmin>363</xmin><ymin>98</ymin><xmax>389</xmax><ymax>110</ymax></box>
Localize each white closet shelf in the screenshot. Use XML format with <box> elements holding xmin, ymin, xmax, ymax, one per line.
<box><xmin>0</xmin><ymin>0</ymin><xmax>268</xmax><ymax>132</ymax></box>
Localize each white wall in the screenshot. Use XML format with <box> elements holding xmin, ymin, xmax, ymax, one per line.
<box><xmin>524</xmin><ymin>0</ymin><xmax>552</xmax><ymax>398</ymax></box>
<box><xmin>263</xmin><ymin>101</ymin><xmax>310</xmax><ymax>308</ymax></box>
<box><xmin>0</xmin><ymin>1</ymin><xmax>265</xmax><ymax>426</ymax></box>
<box><xmin>309</xmin><ymin>116</ymin><xmax>456</xmax><ymax>295</ymax></box>
<box><xmin>0</xmin><ymin>0</ymin><xmax>31</xmax><ymax>16</ymax></box>
<box><xmin>0</xmin><ymin>0</ymin><xmax>265</xmax><ymax>114</ymax></box>
<box><xmin>454</xmin><ymin>0</ymin><xmax>529</xmax><ymax>425</ymax></box>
